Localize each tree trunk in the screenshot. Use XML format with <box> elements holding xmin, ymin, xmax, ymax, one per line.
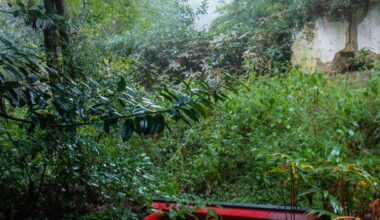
<box><xmin>43</xmin><ymin>0</ymin><xmax>70</xmax><ymax>69</ymax></box>
<box><xmin>43</xmin><ymin>0</ymin><xmax>58</xmax><ymax>68</ymax></box>
<box><xmin>344</xmin><ymin>16</ymin><xmax>358</xmax><ymax>52</ymax></box>
<box><xmin>55</xmin><ymin>0</ymin><xmax>69</xmax><ymax>50</ymax></box>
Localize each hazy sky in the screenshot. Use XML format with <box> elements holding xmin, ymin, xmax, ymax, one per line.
<box><xmin>188</xmin><ymin>0</ymin><xmax>229</xmax><ymax>29</ymax></box>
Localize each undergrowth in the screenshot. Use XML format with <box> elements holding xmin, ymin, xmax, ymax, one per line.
<box><xmin>137</xmin><ymin>68</ymin><xmax>380</xmax><ymax>217</ymax></box>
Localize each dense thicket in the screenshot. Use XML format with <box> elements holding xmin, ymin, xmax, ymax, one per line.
<box><xmin>0</xmin><ymin>0</ymin><xmax>225</xmax><ymax>218</ymax></box>
<box><xmin>0</xmin><ymin>0</ymin><xmax>379</xmax><ymax>219</ymax></box>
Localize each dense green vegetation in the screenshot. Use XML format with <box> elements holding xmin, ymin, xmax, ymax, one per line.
<box><xmin>152</xmin><ymin>70</ymin><xmax>379</xmax><ymax>214</ymax></box>
<box><xmin>0</xmin><ymin>0</ymin><xmax>379</xmax><ymax>219</ymax></box>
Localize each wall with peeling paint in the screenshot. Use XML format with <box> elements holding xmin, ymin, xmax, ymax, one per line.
<box><xmin>292</xmin><ymin>2</ymin><xmax>380</xmax><ymax>71</ymax></box>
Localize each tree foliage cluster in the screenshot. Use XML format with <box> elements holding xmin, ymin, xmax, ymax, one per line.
<box><xmin>93</xmin><ymin>0</ymin><xmax>376</xmax><ymax>86</ymax></box>
<box><xmin>0</xmin><ymin>0</ymin><xmax>228</xmax><ymax>218</ymax></box>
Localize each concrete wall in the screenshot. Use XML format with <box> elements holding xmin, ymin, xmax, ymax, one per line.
<box><xmin>292</xmin><ymin>2</ymin><xmax>380</xmax><ymax>70</ymax></box>
<box><xmin>292</xmin><ymin>19</ymin><xmax>348</xmax><ymax>70</ymax></box>
<box><xmin>358</xmin><ymin>2</ymin><xmax>380</xmax><ymax>54</ymax></box>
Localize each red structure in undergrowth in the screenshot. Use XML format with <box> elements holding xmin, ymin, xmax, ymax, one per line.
<box><xmin>144</xmin><ymin>200</ymin><xmax>326</xmax><ymax>220</ymax></box>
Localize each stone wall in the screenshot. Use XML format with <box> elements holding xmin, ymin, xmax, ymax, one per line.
<box><xmin>292</xmin><ymin>2</ymin><xmax>380</xmax><ymax>71</ymax></box>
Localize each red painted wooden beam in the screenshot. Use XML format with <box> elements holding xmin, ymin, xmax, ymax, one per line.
<box><xmin>144</xmin><ymin>201</ymin><xmax>324</xmax><ymax>220</ymax></box>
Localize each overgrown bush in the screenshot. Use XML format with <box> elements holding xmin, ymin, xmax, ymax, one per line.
<box><xmin>1</xmin><ymin>0</ymin><xmax>380</xmax><ymax>219</ymax></box>
<box><xmin>0</xmin><ymin>129</ymin><xmax>161</xmax><ymax>219</ymax></box>
<box><xmin>139</xmin><ymin>68</ymin><xmax>380</xmax><ymax>217</ymax></box>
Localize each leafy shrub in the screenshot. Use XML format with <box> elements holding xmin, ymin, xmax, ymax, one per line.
<box><xmin>141</xmin><ymin>68</ymin><xmax>380</xmax><ymax>217</ymax></box>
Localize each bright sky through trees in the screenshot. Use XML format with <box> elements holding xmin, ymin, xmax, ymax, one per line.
<box><xmin>189</xmin><ymin>0</ymin><xmax>229</xmax><ymax>29</ymax></box>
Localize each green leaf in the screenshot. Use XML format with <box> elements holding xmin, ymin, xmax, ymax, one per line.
<box><xmin>328</xmin><ymin>194</ymin><xmax>343</xmax><ymax>214</ymax></box>
<box><xmin>191</xmin><ymin>103</ymin><xmax>207</xmax><ymax>118</ymax></box>
<box><xmin>122</xmin><ymin>119</ymin><xmax>134</xmax><ymax>142</ymax></box>
<box><xmin>181</xmin><ymin>107</ymin><xmax>199</xmax><ymax>122</ymax></box>
<box><xmin>149</xmin><ymin>114</ymin><xmax>166</xmax><ymax>135</ymax></box>
<box><xmin>207</xmin><ymin>208</ymin><xmax>219</xmax><ymax>220</ymax></box>
<box><xmin>177</xmin><ymin>110</ymin><xmax>191</xmax><ymax>126</ymax></box>
<box><xmin>0</xmin><ymin>81</ymin><xmax>21</xmax><ymax>91</ymax></box>
<box><xmin>94</xmin><ymin>120</ymin><xmax>104</xmax><ymax>132</ymax></box>
<box><xmin>117</xmin><ymin>76</ymin><xmax>126</xmax><ymax>92</ymax></box>
<box><xmin>139</xmin><ymin>116</ymin><xmax>150</xmax><ymax>135</ymax></box>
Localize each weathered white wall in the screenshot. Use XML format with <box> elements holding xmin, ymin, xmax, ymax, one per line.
<box><xmin>315</xmin><ymin>19</ymin><xmax>348</xmax><ymax>62</ymax></box>
<box><xmin>291</xmin><ymin>27</ymin><xmax>319</xmax><ymax>69</ymax></box>
<box><xmin>292</xmin><ymin>1</ymin><xmax>380</xmax><ymax>70</ymax></box>
<box><xmin>291</xmin><ymin>19</ymin><xmax>348</xmax><ymax>69</ymax></box>
<box><xmin>358</xmin><ymin>2</ymin><xmax>380</xmax><ymax>53</ymax></box>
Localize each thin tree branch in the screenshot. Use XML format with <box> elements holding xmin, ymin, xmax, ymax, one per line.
<box><xmin>0</xmin><ymin>112</ymin><xmax>33</xmax><ymax>124</ymax></box>
<box><xmin>48</xmin><ymin>108</ymin><xmax>172</xmax><ymax>128</ymax></box>
<box><xmin>0</xmin><ymin>100</ymin><xmax>196</xmax><ymax>129</ymax></box>
<box><xmin>0</xmin><ymin>107</ymin><xmax>171</xmax><ymax>128</ymax></box>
